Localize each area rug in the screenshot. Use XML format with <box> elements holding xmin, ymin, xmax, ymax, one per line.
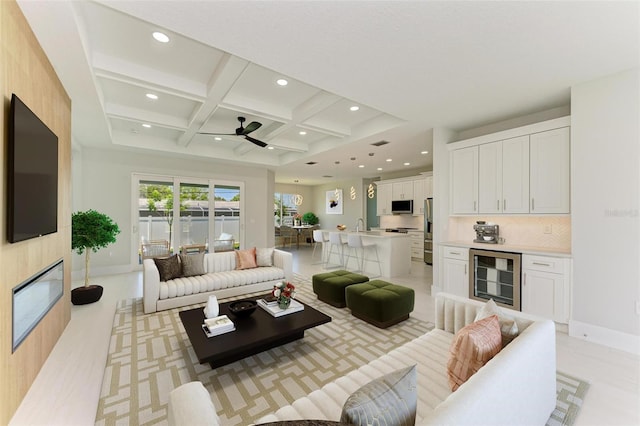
<box><xmin>95</xmin><ymin>275</ymin><xmax>589</xmax><ymax>426</ymax></box>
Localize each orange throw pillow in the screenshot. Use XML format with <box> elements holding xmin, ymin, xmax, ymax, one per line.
<box><xmin>235</xmin><ymin>247</ymin><xmax>257</xmax><ymax>270</ymax></box>
<box><xmin>447</xmin><ymin>314</ymin><xmax>502</xmax><ymax>391</ymax></box>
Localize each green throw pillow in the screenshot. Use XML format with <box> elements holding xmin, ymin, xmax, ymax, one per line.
<box><xmin>340</xmin><ymin>365</ymin><xmax>417</xmax><ymax>426</ymax></box>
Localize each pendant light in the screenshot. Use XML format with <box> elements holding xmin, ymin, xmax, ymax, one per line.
<box><xmin>368</xmin><ymin>183</ymin><xmax>375</xmax><ymax>199</ymax></box>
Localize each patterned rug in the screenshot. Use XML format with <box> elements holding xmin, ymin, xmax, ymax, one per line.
<box><xmin>96</xmin><ymin>274</ymin><xmax>589</xmax><ymax>425</ymax></box>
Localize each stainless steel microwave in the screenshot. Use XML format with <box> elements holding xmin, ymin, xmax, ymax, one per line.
<box><xmin>391</xmin><ymin>199</ymin><xmax>413</xmax><ymax>214</ymax></box>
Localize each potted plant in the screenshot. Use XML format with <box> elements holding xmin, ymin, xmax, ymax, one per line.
<box><xmin>71</xmin><ymin>209</ymin><xmax>120</xmax><ymax>305</ymax></box>
<box><xmin>302</xmin><ymin>212</ymin><xmax>319</xmax><ymax>226</ymax></box>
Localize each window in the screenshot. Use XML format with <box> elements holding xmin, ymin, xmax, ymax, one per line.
<box><xmin>133</xmin><ymin>174</ymin><xmax>244</xmax><ymax>265</ymax></box>
<box><xmin>274</xmin><ymin>192</ymin><xmax>299</xmax><ymax>226</ymax></box>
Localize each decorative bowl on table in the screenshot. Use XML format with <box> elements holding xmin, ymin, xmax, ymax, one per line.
<box><xmin>336</xmin><ymin>224</ymin><xmax>347</xmax><ymax>231</ymax></box>
<box><xmin>228</xmin><ymin>300</ymin><xmax>257</xmax><ymax>318</ymax></box>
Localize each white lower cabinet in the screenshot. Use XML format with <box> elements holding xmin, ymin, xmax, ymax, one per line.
<box><xmin>409</xmin><ymin>231</ymin><xmax>423</xmax><ymax>260</ymax></box>
<box><xmin>441</xmin><ymin>246</ymin><xmax>469</xmax><ymax>298</ymax></box>
<box><xmin>521</xmin><ymin>254</ymin><xmax>571</xmax><ymax>323</ymax></box>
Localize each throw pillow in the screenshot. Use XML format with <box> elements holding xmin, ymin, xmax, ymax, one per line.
<box><xmin>474</xmin><ymin>299</ymin><xmax>519</xmax><ymax>346</ymax></box>
<box><xmin>340</xmin><ymin>365</ymin><xmax>417</xmax><ymax>426</ymax></box>
<box><xmin>256</xmin><ymin>247</ymin><xmax>274</xmax><ymax>267</ymax></box>
<box><xmin>179</xmin><ymin>252</ymin><xmax>205</xmax><ymax>277</ymax></box>
<box><xmin>235</xmin><ymin>247</ymin><xmax>257</xmax><ymax>270</ymax></box>
<box><xmin>154</xmin><ymin>255</ymin><xmax>181</xmax><ymax>282</ymax></box>
<box><xmin>447</xmin><ymin>315</ymin><xmax>502</xmax><ymax>391</ymax></box>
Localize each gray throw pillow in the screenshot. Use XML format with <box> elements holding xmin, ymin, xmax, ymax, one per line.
<box><xmin>256</xmin><ymin>247</ymin><xmax>274</xmax><ymax>267</ymax></box>
<box><xmin>179</xmin><ymin>252</ymin><xmax>205</xmax><ymax>277</ymax></box>
<box><xmin>340</xmin><ymin>365</ymin><xmax>417</xmax><ymax>426</ymax></box>
<box><xmin>154</xmin><ymin>255</ymin><xmax>181</xmax><ymax>282</ymax></box>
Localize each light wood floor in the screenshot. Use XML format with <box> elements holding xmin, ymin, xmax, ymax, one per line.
<box><xmin>10</xmin><ymin>245</ymin><xmax>640</xmax><ymax>425</ymax></box>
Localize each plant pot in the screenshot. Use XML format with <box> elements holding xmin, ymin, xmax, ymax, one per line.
<box><xmin>71</xmin><ymin>285</ymin><xmax>104</xmax><ymax>305</ymax></box>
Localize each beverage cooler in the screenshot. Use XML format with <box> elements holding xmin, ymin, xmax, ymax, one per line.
<box><xmin>469</xmin><ymin>249</ymin><xmax>521</xmax><ymax>311</ymax></box>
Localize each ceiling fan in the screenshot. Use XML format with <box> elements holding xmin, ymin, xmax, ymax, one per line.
<box><xmin>198</xmin><ymin>116</ymin><xmax>268</xmax><ymax>148</ymax></box>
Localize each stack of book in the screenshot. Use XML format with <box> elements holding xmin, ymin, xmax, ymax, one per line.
<box><xmin>257</xmin><ymin>298</ymin><xmax>304</xmax><ymax>317</ymax></box>
<box><xmin>202</xmin><ymin>314</ymin><xmax>235</xmax><ymax>337</ymax></box>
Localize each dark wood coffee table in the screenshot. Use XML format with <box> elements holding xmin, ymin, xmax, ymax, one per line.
<box><xmin>179</xmin><ymin>295</ymin><xmax>332</xmax><ymax>368</ymax></box>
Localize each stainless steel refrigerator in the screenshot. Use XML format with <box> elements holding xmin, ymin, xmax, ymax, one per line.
<box><xmin>424</xmin><ymin>198</ymin><xmax>433</xmax><ymax>264</ymax></box>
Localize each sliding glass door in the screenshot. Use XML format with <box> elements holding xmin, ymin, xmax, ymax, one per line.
<box><xmin>133</xmin><ymin>174</ymin><xmax>244</xmax><ymax>266</ymax></box>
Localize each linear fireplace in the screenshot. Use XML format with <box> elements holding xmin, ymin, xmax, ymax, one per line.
<box><xmin>12</xmin><ymin>259</ymin><xmax>64</xmax><ymax>352</ymax></box>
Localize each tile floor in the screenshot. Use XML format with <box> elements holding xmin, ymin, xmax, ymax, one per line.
<box><xmin>9</xmin><ymin>245</ymin><xmax>640</xmax><ymax>425</ymax></box>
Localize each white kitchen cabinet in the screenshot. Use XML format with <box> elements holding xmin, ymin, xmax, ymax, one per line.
<box><xmin>376</xmin><ymin>182</ymin><xmax>391</xmax><ymax>215</ymax></box>
<box><xmin>408</xmin><ymin>231</ymin><xmax>423</xmax><ymax>260</ymax></box>
<box><xmin>392</xmin><ymin>181</ymin><xmax>413</xmax><ymax>200</ymax></box>
<box><xmin>413</xmin><ymin>179</ymin><xmax>425</xmax><ymax>215</ymax></box>
<box><xmin>424</xmin><ymin>175</ymin><xmax>433</xmax><ymax>198</ymax></box>
<box><xmin>441</xmin><ymin>246</ymin><xmax>469</xmax><ymax>298</ymax></box>
<box><xmin>478</xmin><ymin>136</ymin><xmax>529</xmax><ymax>214</ymax></box>
<box><xmin>522</xmin><ymin>254</ymin><xmax>571</xmax><ymax>323</ymax></box>
<box><xmin>530</xmin><ymin>127</ymin><xmax>571</xmax><ymax>214</ymax></box>
<box><xmin>451</xmin><ymin>146</ymin><xmax>478</xmax><ymax>214</ymax></box>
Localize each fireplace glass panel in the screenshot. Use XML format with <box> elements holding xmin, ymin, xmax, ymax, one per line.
<box><xmin>13</xmin><ymin>259</ymin><xmax>64</xmax><ymax>352</ymax></box>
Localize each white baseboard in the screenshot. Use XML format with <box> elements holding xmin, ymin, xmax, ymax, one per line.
<box><xmin>71</xmin><ymin>264</ymin><xmax>138</xmax><ymax>282</ymax></box>
<box><xmin>569</xmin><ymin>320</ymin><xmax>640</xmax><ymax>355</ymax></box>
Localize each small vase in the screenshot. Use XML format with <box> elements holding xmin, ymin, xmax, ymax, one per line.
<box><xmin>278</xmin><ymin>297</ymin><xmax>291</xmax><ymax>310</ymax></box>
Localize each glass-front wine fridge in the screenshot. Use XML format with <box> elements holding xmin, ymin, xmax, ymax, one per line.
<box><xmin>469</xmin><ymin>249</ymin><xmax>521</xmax><ymax>311</ymax></box>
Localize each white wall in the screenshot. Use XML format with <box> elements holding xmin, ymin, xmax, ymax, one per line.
<box><xmin>311</xmin><ymin>179</ymin><xmax>366</xmax><ymax>231</ymax></box>
<box><xmin>73</xmin><ymin>147</ymin><xmax>274</xmax><ymax>275</ymax></box>
<box><xmin>432</xmin><ymin>127</ymin><xmax>458</xmax><ymax>292</ymax></box>
<box><xmin>570</xmin><ymin>68</ymin><xmax>640</xmax><ymax>352</ymax></box>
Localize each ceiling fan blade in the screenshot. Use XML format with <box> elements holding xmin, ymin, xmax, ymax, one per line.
<box><xmin>241</xmin><ymin>121</ymin><xmax>262</xmax><ymax>135</ymax></box>
<box><xmin>198</xmin><ymin>132</ymin><xmax>236</xmax><ymax>136</ymax></box>
<box><xmin>244</xmin><ymin>135</ymin><xmax>268</xmax><ymax>148</ymax></box>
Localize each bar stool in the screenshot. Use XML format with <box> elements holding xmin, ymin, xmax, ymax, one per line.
<box><xmin>325</xmin><ymin>232</ymin><xmax>347</xmax><ymax>269</ymax></box>
<box><xmin>312</xmin><ymin>229</ymin><xmax>329</xmax><ymax>264</ymax></box>
<box><xmin>344</xmin><ymin>233</ymin><xmax>382</xmax><ymax>277</ymax></box>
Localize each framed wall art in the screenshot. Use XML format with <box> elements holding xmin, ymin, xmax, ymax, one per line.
<box><xmin>326</xmin><ymin>189</ymin><xmax>343</xmax><ymax>214</ymax></box>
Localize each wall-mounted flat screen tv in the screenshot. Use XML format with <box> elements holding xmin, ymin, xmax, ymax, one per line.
<box><xmin>8</xmin><ymin>94</ymin><xmax>58</xmax><ymax>243</ymax></box>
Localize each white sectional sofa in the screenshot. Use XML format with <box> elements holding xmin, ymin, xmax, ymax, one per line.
<box><xmin>143</xmin><ymin>248</ymin><xmax>292</xmax><ymax>314</ymax></box>
<box><xmin>168</xmin><ymin>292</ymin><xmax>557</xmax><ymax>425</ymax></box>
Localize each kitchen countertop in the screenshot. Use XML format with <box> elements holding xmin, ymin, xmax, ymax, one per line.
<box><xmin>441</xmin><ymin>240</ymin><xmax>572</xmax><ymax>258</ymax></box>
<box><xmin>321</xmin><ymin>229</ymin><xmax>411</xmax><ymax>238</ymax></box>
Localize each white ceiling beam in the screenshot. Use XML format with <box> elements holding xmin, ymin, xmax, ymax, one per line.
<box><xmin>178</xmin><ymin>54</ymin><xmax>250</xmax><ymax>147</ymax></box>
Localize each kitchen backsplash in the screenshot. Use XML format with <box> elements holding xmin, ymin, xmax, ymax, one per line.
<box><xmin>379</xmin><ymin>215</ymin><xmax>424</xmax><ymax>230</ymax></box>
<box><xmin>448</xmin><ymin>216</ymin><xmax>571</xmax><ymax>251</ymax></box>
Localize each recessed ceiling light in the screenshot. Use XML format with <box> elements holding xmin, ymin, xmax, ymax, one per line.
<box><xmin>421</xmin><ymin>150</ymin><xmax>429</xmax><ymax>155</ymax></box>
<box><xmin>386</xmin><ymin>158</ymin><xmax>392</xmax><ymax>162</ymax></box>
<box><xmin>142</xmin><ymin>124</ymin><xmax>151</xmax><ymax>128</ymax></box>
<box><xmin>299</xmin><ymin>131</ymin><xmax>307</xmax><ymax>135</ymax></box>
<box><xmin>377</xmin><ymin>167</ymin><xmax>383</xmax><ymax>171</ymax></box>
<box><xmin>267</xmin><ymin>146</ymin><xmax>274</xmax><ymax>150</ymax></box>
<box><xmin>152</xmin><ymin>31</ymin><xmax>170</xmax><ymax>43</ymax></box>
<box><xmin>404</xmin><ymin>162</ymin><xmax>411</xmax><ymax>166</ymax></box>
<box><xmin>350</xmin><ymin>106</ymin><xmax>360</xmax><ymax>112</ymax></box>
<box><xmin>214</xmin><ymin>137</ymin><xmax>222</xmax><ymax>141</ymax></box>
<box><xmin>358</xmin><ymin>165</ymin><xmax>365</xmax><ymax>168</ymax></box>
<box><xmin>146</xmin><ymin>93</ymin><xmax>158</xmax><ymax>100</ymax></box>
<box><xmin>276</xmin><ymin>79</ymin><xmax>288</xmax><ymax>86</ymax></box>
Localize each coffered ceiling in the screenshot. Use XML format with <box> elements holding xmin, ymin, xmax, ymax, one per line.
<box><xmin>17</xmin><ymin>1</ymin><xmax>639</xmax><ymax>185</ymax></box>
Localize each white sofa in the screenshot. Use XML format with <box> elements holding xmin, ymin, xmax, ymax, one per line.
<box><xmin>167</xmin><ymin>292</ymin><xmax>557</xmax><ymax>425</ymax></box>
<box><xmin>143</xmin><ymin>249</ymin><xmax>293</xmax><ymax>314</ymax></box>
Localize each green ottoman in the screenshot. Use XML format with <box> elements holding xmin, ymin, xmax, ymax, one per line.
<box><xmin>312</xmin><ymin>270</ymin><xmax>369</xmax><ymax>308</ymax></box>
<box><xmin>345</xmin><ymin>280</ymin><xmax>415</xmax><ymax>328</ymax></box>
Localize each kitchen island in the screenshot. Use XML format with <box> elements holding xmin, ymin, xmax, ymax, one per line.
<box><xmin>321</xmin><ymin>230</ymin><xmax>411</xmax><ymax>277</ymax></box>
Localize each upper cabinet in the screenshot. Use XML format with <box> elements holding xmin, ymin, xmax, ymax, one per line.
<box><xmin>530</xmin><ymin>127</ymin><xmax>571</xmax><ymax>214</ymax></box>
<box><xmin>451</xmin><ymin>146</ymin><xmax>479</xmax><ymax>214</ymax></box>
<box><xmin>478</xmin><ymin>136</ymin><xmax>530</xmax><ymax>214</ymax></box>
<box><xmin>376</xmin><ymin>182</ymin><xmax>391</xmax><ymax>216</ymax></box>
<box><xmin>449</xmin><ymin>117</ymin><xmax>571</xmax><ymax>215</ymax></box>
<box><xmin>392</xmin><ymin>181</ymin><xmax>413</xmax><ymax>200</ymax></box>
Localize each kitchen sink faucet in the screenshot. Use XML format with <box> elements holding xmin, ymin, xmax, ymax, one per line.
<box><xmin>355</xmin><ymin>218</ymin><xmax>365</xmax><ymax>232</ymax></box>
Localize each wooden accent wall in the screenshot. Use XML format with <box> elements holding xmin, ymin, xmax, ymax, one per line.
<box><xmin>0</xmin><ymin>1</ymin><xmax>72</xmax><ymax>423</ymax></box>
